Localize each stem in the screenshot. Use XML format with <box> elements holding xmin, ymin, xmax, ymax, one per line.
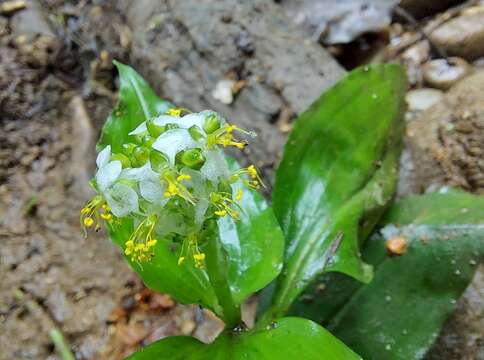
<box><xmin>49</xmin><ymin>329</ymin><xmax>75</xmax><ymax>360</ymax></box>
<box><xmin>204</xmin><ymin>220</ymin><xmax>241</xmax><ymax>328</ymax></box>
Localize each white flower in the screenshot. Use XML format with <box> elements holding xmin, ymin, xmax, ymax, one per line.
<box><xmin>95</xmin><ymin>146</ymin><xmax>139</xmax><ymax>217</ymax></box>
<box><xmin>121</xmin><ymin>162</ymin><xmax>166</xmax><ymax>204</ymax></box>
<box><xmin>152</xmin><ymin>128</ymin><xmax>200</xmax><ymax>165</ymax></box>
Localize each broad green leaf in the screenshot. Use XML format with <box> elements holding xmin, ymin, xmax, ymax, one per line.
<box><xmin>222</xmin><ymin>158</ymin><xmax>284</xmax><ymax>305</ymax></box>
<box><xmin>266</xmin><ymin>64</ymin><xmax>407</xmax><ymax>318</ymax></box>
<box><xmin>289</xmin><ymin>189</ymin><xmax>484</xmax><ymax>359</ymax></box>
<box><xmin>126</xmin><ymin>317</ymin><xmax>362</xmax><ymax>360</ymax></box>
<box><xmin>97</xmin><ymin>60</ymin><xmax>172</xmax><ymax>152</ymax></box>
<box><xmin>108</xmin><ymin>218</ymin><xmax>222</xmax><ymax>314</ymax></box>
<box><xmin>101</xmin><ymin>62</ymin><xmax>284</xmax><ymax>318</ymax></box>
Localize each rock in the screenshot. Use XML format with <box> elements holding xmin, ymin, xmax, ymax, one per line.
<box><xmin>281</xmin><ymin>0</ymin><xmax>399</xmax><ymax>44</ymax></box>
<box><xmin>212</xmin><ymin>79</ymin><xmax>236</xmax><ymax>105</ymax></box>
<box><xmin>0</xmin><ymin>0</ymin><xmax>26</xmax><ymax>15</ymax></box>
<box><xmin>82</xmin><ymin>0</ymin><xmax>345</xmax><ymax>183</ymax></box>
<box><xmin>422</xmin><ymin>57</ymin><xmax>472</xmax><ymax>90</ymax></box>
<box><xmin>406</xmin><ymin>88</ymin><xmax>444</xmax><ymax>112</ymax></box>
<box><xmin>401</xmin><ymin>40</ymin><xmax>430</xmax><ymax>65</ymax></box>
<box><xmin>431</xmin><ymin>12</ymin><xmax>484</xmax><ymax>61</ymax></box>
<box><xmin>405</xmin><ymin>70</ymin><xmax>484</xmax><ymax>194</ymax></box>
<box><xmin>399</xmin><ymin>0</ymin><xmax>464</xmax><ymax>19</ymax></box>
<box><xmin>10</xmin><ymin>0</ymin><xmax>60</xmax><ymax>67</ymax></box>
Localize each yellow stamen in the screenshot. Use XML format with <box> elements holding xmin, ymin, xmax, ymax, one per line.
<box><xmin>167</xmin><ymin>108</ymin><xmax>182</xmax><ymax>117</ymax></box>
<box><xmin>247</xmin><ymin>165</ymin><xmax>257</xmax><ymax>179</ymax></box>
<box><xmin>215</xmin><ymin>210</ymin><xmax>227</xmax><ymax>217</ymax></box>
<box><xmin>235</xmin><ymin>188</ymin><xmax>243</xmax><ymax>201</ymax></box>
<box><xmin>84</xmin><ymin>217</ymin><xmax>94</xmax><ymax>227</ymax></box>
<box><xmin>178</xmin><ymin>256</ymin><xmax>185</xmax><ymax>265</ymax></box>
<box><xmin>124</xmin><ymin>214</ymin><xmax>158</xmax><ymax>263</ymax></box>
<box><xmin>176</xmin><ymin>174</ymin><xmax>191</xmax><ymax>182</ymax></box>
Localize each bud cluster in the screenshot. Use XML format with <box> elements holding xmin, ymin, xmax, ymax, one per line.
<box><xmin>81</xmin><ymin>108</ymin><xmax>263</xmax><ymax>268</ymax></box>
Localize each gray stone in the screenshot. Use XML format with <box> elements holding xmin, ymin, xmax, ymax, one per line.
<box><xmin>431</xmin><ymin>12</ymin><xmax>484</xmax><ymax>61</ymax></box>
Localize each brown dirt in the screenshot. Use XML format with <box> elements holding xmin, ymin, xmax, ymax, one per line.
<box><xmin>1</xmin><ymin>0</ymin><xmax>483</xmax><ymax>359</ymax></box>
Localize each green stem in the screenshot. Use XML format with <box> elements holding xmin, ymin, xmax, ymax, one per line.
<box><xmin>49</xmin><ymin>329</ymin><xmax>75</xmax><ymax>360</ymax></box>
<box><xmin>204</xmin><ymin>221</ymin><xmax>241</xmax><ymax>328</ymax></box>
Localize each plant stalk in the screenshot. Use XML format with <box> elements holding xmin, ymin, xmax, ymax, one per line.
<box><xmin>204</xmin><ymin>220</ymin><xmax>241</xmax><ymax>328</ymax></box>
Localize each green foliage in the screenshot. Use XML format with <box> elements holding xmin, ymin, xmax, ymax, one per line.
<box><xmin>126</xmin><ymin>317</ymin><xmax>362</xmax><ymax>360</ymax></box>
<box><xmin>98</xmin><ymin>62</ymin><xmax>284</xmax><ymax>322</ymax></box>
<box><xmin>263</xmin><ymin>64</ymin><xmax>407</xmax><ymax>318</ymax></box>
<box><xmin>92</xmin><ymin>61</ymin><xmax>480</xmax><ymax>360</ymax></box>
<box><xmin>97</xmin><ymin>60</ymin><xmax>172</xmax><ymax>153</ymax></box>
<box><xmin>289</xmin><ymin>190</ymin><xmax>484</xmax><ymax>359</ymax></box>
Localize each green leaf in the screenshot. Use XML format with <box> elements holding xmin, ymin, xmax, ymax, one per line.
<box><xmin>264</xmin><ymin>64</ymin><xmax>407</xmax><ymax>318</ymax></box>
<box><xmin>222</xmin><ymin>158</ymin><xmax>285</xmax><ymax>305</ymax></box>
<box><xmin>97</xmin><ymin>60</ymin><xmax>172</xmax><ymax>153</ymax></box>
<box><xmin>290</xmin><ymin>189</ymin><xmax>484</xmax><ymax>359</ymax></box>
<box><xmin>99</xmin><ymin>63</ymin><xmax>284</xmax><ymax>317</ymax></box>
<box><xmin>126</xmin><ymin>317</ymin><xmax>362</xmax><ymax>360</ymax></box>
<box><xmin>108</xmin><ymin>158</ymin><xmax>285</xmax><ymax>318</ymax></box>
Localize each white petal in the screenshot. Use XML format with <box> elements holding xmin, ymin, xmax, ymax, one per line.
<box><xmin>121</xmin><ymin>162</ymin><xmax>157</xmax><ymax>181</ymax></box>
<box><xmin>96</xmin><ymin>145</ymin><xmax>111</xmax><ymax>168</ymax></box>
<box><xmin>152</xmin><ymin>115</ymin><xmax>179</xmax><ymax>127</ymax></box>
<box><xmin>105</xmin><ymin>183</ymin><xmax>139</xmax><ymax>217</ymax></box>
<box><xmin>152</xmin><ymin>128</ymin><xmax>199</xmax><ymax>165</ymax></box>
<box><xmin>96</xmin><ymin>161</ymin><xmax>122</xmax><ymax>192</ymax></box>
<box><xmin>200</xmin><ymin>149</ymin><xmax>230</xmax><ymax>183</ymax></box>
<box><xmin>178</xmin><ymin>113</ymin><xmax>206</xmax><ymax>130</ymax></box>
<box><xmin>128</xmin><ymin>122</ymin><xmax>147</xmax><ymax>135</ymax></box>
<box><xmin>140</xmin><ymin>179</ymin><xmax>166</xmax><ymax>203</ymax></box>
<box><xmin>194</xmin><ymin>198</ymin><xmax>209</xmax><ymax>225</ymax></box>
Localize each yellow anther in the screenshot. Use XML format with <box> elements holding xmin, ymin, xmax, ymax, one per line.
<box><xmin>167</xmin><ymin>108</ymin><xmax>182</xmax><ymax>117</ymax></box>
<box><xmin>124</xmin><ymin>214</ymin><xmax>158</xmax><ymax>263</ymax></box>
<box><xmin>194</xmin><ymin>252</ymin><xmax>205</xmax><ymax>268</ymax></box>
<box><xmin>235</xmin><ymin>188</ymin><xmax>243</xmax><ymax>201</ymax></box>
<box><xmin>226</xmin><ymin>124</ymin><xmax>237</xmax><ymax>133</ymax></box>
<box><xmin>147</xmin><ymin>239</ymin><xmax>157</xmax><ymax>247</ymax></box>
<box><xmin>176</xmin><ymin>174</ymin><xmax>191</xmax><ymax>182</ymax></box>
<box><xmin>215</xmin><ymin>210</ymin><xmax>227</xmax><ymax>217</ymax></box>
<box><xmin>164</xmin><ymin>182</ymin><xmax>179</xmax><ymax>198</ymax></box>
<box><xmin>178</xmin><ymin>256</ymin><xmax>185</xmax><ymax>266</ymax></box>
<box><xmin>247</xmin><ymin>165</ymin><xmax>257</xmax><ymax>179</ymax></box>
<box><xmin>100</xmin><ymin>213</ymin><xmax>112</xmax><ymax>221</ymax></box>
<box><xmin>83</xmin><ymin>217</ymin><xmax>94</xmax><ymax>227</ymax></box>
<box><xmin>193</xmin><ymin>253</ymin><xmax>205</xmax><ymax>261</ymax></box>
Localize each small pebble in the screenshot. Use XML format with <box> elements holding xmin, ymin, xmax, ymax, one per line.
<box><xmin>422</xmin><ymin>57</ymin><xmax>472</xmax><ymax>90</ymax></box>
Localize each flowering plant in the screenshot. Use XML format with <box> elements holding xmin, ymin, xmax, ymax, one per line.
<box><xmin>83</xmin><ymin>61</ymin><xmax>484</xmax><ymax>359</ymax></box>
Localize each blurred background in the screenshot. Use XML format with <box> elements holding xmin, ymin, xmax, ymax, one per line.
<box><xmin>0</xmin><ymin>0</ymin><xmax>483</xmax><ymax>358</ymax></box>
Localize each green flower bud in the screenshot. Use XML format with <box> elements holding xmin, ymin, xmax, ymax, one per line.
<box><xmin>150</xmin><ymin>150</ymin><xmax>169</xmax><ymax>172</ymax></box>
<box><xmin>147</xmin><ymin>119</ymin><xmax>165</xmax><ymax>137</ymax></box>
<box><xmin>110</xmin><ymin>153</ymin><xmax>131</xmax><ymax>168</ymax></box>
<box><xmin>134</xmin><ymin>131</ymin><xmax>149</xmax><ymax>144</ymax></box>
<box><xmin>132</xmin><ymin>146</ymin><xmax>150</xmax><ymax>167</ymax></box>
<box><xmin>142</xmin><ymin>135</ymin><xmax>155</xmax><ymax>147</ymax></box>
<box><xmin>122</xmin><ymin>143</ymin><xmax>137</xmax><ymax>156</ymax></box>
<box><xmin>203</xmin><ymin>114</ymin><xmax>220</xmax><ymax>134</ymax></box>
<box><xmin>188</xmin><ymin>125</ymin><xmax>204</xmax><ymax>141</ymax></box>
<box><xmin>178</xmin><ymin>148</ymin><xmax>206</xmax><ymax>170</ymax></box>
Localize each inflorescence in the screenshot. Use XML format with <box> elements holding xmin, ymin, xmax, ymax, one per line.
<box><xmin>81</xmin><ymin>109</ymin><xmax>262</xmax><ymax>268</ymax></box>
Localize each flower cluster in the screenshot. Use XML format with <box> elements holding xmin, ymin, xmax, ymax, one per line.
<box><xmin>81</xmin><ymin>109</ymin><xmax>262</xmax><ymax>268</ymax></box>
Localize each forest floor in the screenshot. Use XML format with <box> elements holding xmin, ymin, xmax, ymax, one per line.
<box><xmin>0</xmin><ymin>0</ymin><xmax>483</xmax><ymax>359</ymax></box>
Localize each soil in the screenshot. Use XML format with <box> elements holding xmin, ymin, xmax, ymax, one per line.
<box><xmin>0</xmin><ymin>0</ymin><xmax>482</xmax><ymax>359</ymax></box>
